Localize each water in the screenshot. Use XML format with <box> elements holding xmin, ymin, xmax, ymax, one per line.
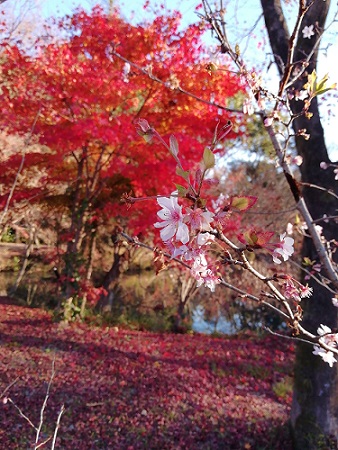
<box><xmin>192</xmin><ymin>305</ymin><xmax>240</xmax><ymax>335</ymax></box>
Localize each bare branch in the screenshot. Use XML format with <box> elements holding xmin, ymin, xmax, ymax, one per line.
<box><xmin>111</xmin><ymin>50</ymin><xmax>243</xmax><ymax>115</ymax></box>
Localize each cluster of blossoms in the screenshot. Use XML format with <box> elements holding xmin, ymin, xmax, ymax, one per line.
<box><xmin>280</xmin><ymin>275</ymin><xmax>313</xmax><ymax>302</ymax></box>
<box><xmin>313</xmin><ymin>325</ymin><xmax>338</xmax><ymax>367</ymax></box>
<box><xmin>154</xmin><ymin>193</ymin><xmax>296</xmax><ymax>292</ymax></box>
<box><xmin>154</xmin><ymin>194</ymin><xmax>220</xmax><ymax>292</ymax></box>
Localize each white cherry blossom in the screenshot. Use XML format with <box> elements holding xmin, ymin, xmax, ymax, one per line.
<box><xmin>302</xmin><ymin>24</ymin><xmax>315</xmax><ymax>39</ymax></box>
<box><xmin>272</xmin><ymin>233</ymin><xmax>294</xmax><ymax>264</ymax></box>
<box><xmin>154</xmin><ymin>194</ymin><xmax>189</xmax><ymax>244</ymax></box>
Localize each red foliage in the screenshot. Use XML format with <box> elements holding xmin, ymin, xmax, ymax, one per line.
<box><xmin>0</xmin><ymin>302</ymin><xmax>294</xmax><ymax>449</ymax></box>
<box><xmin>0</xmin><ymin>7</ymin><xmax>243</xmax><ymax>235</ymax></box>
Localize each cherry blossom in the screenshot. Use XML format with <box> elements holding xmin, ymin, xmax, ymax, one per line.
<box><xmin>243</xmin><ymin>97</ymin><xmax>254</xmax><ymax>115</ymax></box>
<box><xmin>302</xmin><ymin>24</ymin><xmax>315</xmax><ymax>39</ymax></box>
<box><xmin>311</xmin><ymin>325</ymin><xmax>338</xmax><ymax>366</ymax></box>
<box><xmin>299</xmin><ymin>284</ymin><xmax>313</xmax><ymax>299</ymax></box>
<box><xmin>317</xmin><ymin>324</ymin><xmax>332</xmax><ymax>336</ymax></box>
<box><xmin>122</xmin><ymin>62</ymin><xmax>131</xmax><ymax>83</ymax></box>
<box><xmin>272</xmin><ymin>233</ymin><xmax>294</xmax><ymax>264</ymax></box>
<box><xmin>283</xmin><ymin>279</ymin><xmax>301</xmax><ymax>301</ymax></box>
<box><xmin>185</xmin><ymin>207</ymin><xmax>214</xmax><ymax>232</ymax></box>
<box><xmin>292</xmin><ymin>155</ymin><xmax>303</xmax><ymax>166</ymax></box>
<box><xmin>313</xmin><ymin>346</ymin><xmax>337</xmax><ymax>367</ymax></box>
<box><xmin>286</xmin><ymin>222</ymin><xmax>293</xmax><ymax>235</ymax></box>
<box><xmin>196</xmin><ymin>232</ymin><xmax>215</xmax><ymax>246</ymax></box>
<box><xmin>154</xmin><ymin>194</ymin><xmax>189</xmax><ymax>244</ymax></box>
<box><xmin>190</xmin><ymin>253</ymin><xmax>220</xmax><ymax>292</ymax></box>
<box><xmin>264</xmin><ymin>116</ymin><xmax>274</xmax><ymax>127</ymax></box>
<box><xmin>165</xmin><ymin>241</ymin><xmax>189</xmax><ymax>259</ymax></box>
<box><xmin>282</xmin><ymin>277</ymin><xmax>312</xmax><ymax>302</ymax></box>
<box><xmin>295</xmin><ymin>89</ymin><xmax>309</xmax><ymax>101</ymax></box>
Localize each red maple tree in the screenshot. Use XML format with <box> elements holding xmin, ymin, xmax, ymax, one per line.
<box><xmin>0</xmin><ymin>6</ymin><xmax>243</xmax><ymax>313</ymax></box>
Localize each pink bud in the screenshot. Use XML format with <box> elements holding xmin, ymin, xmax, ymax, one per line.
<box><xmin>264</xmin><ymin>117</ymin><xmax>274</xmax><ymax>127</ymax></box>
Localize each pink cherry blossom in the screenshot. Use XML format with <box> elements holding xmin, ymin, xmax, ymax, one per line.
<box><xmin>165</xmin><ymin>241</ymin><xmax>189</xmax><ymax>259</ymax></box>
<box><xmin>283</xmin><ymin>279</ymin><xmax>301</xmax><ymax>301</ymax></box>
<box><xmin>264</xmin><ymin>116</ymin><xmax>274</xmax><ymax>127</ymax></box>
<box><xmin>299</xmin><ymin>284</ymin><xmax>313</xmax><ymax>299</ymax></box>
<box><xmin>292</xmin><ymin>155</ymin><xmax>303</xmax><ymax>166</ymax></box>
<box><xmin>154</xmin><ymin>195</ymin><xmax>189</xmax><ymax>244</ymax></box>
<box><xmin>282</xmin><ymin>277</ymin><xmax>313</xmax><ymax>302</ymax></box>
<box><xmin>190</xmin><ymin>253</ymin><xmax>220</xmax><ymax>292</ymax></box>
<box><xmin>185</xmin><ymin>208</ymin><xmax>214</xmax><ymax>232</ymax></box>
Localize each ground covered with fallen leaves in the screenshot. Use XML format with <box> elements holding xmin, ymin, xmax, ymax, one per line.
<box><xmin>0</xmin><ymin>301</ymin><xmax>295</xmax><ymax>449</ymax></box>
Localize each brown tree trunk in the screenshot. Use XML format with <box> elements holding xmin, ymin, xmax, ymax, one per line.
<box><xmin>261</xmin><ymin>0</ymin><xmax>338</xmax><ymax>447</ymax></box>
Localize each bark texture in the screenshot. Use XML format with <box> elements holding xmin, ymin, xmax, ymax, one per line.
<box><xmin>261</xmin><ymin>0</ymin><xmax>338</xmax><ymax>448</ymax></box>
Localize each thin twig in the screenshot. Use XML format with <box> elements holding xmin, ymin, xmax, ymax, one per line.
<box><xmin>111</xmin><ymin>50</ymin><xmax>243</xmax><ymax>115</ymax></box>
<box><xmin>300</xmin><ymin>182</ymin><xmax>338</xmax><ymax>200</ymax></box>
<box><xmin>7</xmin><ymin>397</ymin><xmax>38</xmax><ymax>431</ymax></box>
<box><xmin>34</xmin><ymin>357</ymin><xmax>56</xmax><ymax>448</ymax></box>
<box><xmin>51</xmin><ymin>404</ymin><xmax>65</xmax><ymax>450</ymax></box>
<box><xmin>0</xmin><ymin>108</ymin><xmax>41</xmax><ymax>234</ymax></box>
<box><xmin>0</xmin><ymin>376</ymin><xmax>19</xmax><ymax>399</ymax></box>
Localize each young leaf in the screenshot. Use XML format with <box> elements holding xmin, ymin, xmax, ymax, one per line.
<box><xmin>230</xmin><ymin>196</ymin><xmax>257</xmax><ymax>211</ymax></box>
<box><xmin>202</xmin><ymin>147</ymin><xmax>215</xmax><ymax>170</ymax></box>
<box><xmin>175</xmin><ymin>184</ymin><xmax>187</xmax><ymax>197</ymax></box>
<box><xmin>169</xmin><ymin>135</ymin><xmax>179</xmax><ymax>158</ymax></box>
<box><xmin>304</xmin><ymin>71</ymin><xmax>337</xmax><ymax>98</ymax></box>
<box><xmin>238</xmin><ymin>229</ymin><xmax>274</xmax><ymax>248</ymax></box>
<box><xmin>176</xmin><ymin>166</ymin><xmax>190</xmax><ymax>181</ymax></box>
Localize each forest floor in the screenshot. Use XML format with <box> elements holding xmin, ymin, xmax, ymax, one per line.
<box><xmin>0</xmin><ymin>300</ymin><xmax>295</xmax><ymax>449</ymax></box>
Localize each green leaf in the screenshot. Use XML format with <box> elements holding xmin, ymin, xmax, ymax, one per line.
<box><xmin>315</xmin><ymin>73</ymin><xmax>329</xmax><ymax>92</ymax></box>
<box><xmin>315</xmin><ymin>83</ymin><xmax>337</xmax><ymax>96</ymax></box>
<box><xmin>305</xmin><ymin>70</ymin><xmax>317</xmax><ymax>93</ymax></box>
<box><xmin>137</xmin><ymin>130</ymin><xmax>153</xmax><ymax>143</ymax></box>
<box><xmin>176</xmin><ymin>166</ymin><xmax>189</xmax><ymax>181</ymax></box>
<box><xmin>304</xmin><ymin>71</ymin><xmax>337</xmax><ymax>98</ymax></box>
<box><xmin>202</xmin><ymin>147</ymin><xmax>215</xmax><ymax>170</ymax></box>
<box><xmin>303</xmin><ymin>257</ymin><xmax>315</xmax><ymax>267</ymax></box>
<box><xmin>174</xmin><ymin>184</ymin><xmax>187</xmax><ymax>197</ymax></box>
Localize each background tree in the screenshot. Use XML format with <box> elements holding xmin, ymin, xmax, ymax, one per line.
<box><xmin>0</xmin><ymin>6</ymin><xmax>243</xmax><ymax>317</ymax></box>
<box><xmin>259</xmin><ymin>1</ymin><xmax>338</xmax><ymax>447</ymax></box>
<box><xmin>200</xmin><ymin>0</ymin><xmax>338</xmax><ymax>446</ymax></box>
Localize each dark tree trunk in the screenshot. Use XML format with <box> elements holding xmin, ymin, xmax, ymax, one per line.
<box><xmin>96</xmin><ymin>232</ymin><xmax>126</xmax><ymax>313</ymax></box>
<box><xmin>261</xmin><ymin>0</ymin><xmax>338</xmax><ymax>447</ymax></box>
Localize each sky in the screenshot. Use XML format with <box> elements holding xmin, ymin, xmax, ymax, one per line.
<box><xmin>2</xmin><ymin>0</ymin><xmax>338</xmax><ymax>158</ymax></box>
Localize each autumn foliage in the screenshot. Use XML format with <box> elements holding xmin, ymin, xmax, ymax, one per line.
<box><xmin>0</xmin><ymin>302</ymin><xmax>294</xmax><ymax>449</ymax></box>
<box><xmin>0</xmin><ymin>6</ymin><xmax>243</xmax><ymax>307</ymax></box>
<box><xmin>0</xmin><ymin>7</ymin><xmax>242</xmax><ymax>225</ymax></box>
